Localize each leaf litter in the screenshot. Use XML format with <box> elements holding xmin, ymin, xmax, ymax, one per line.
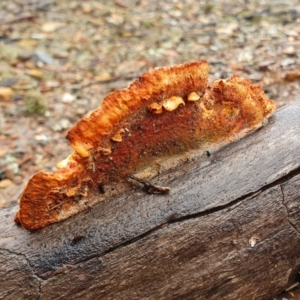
<box><xmin>0</xmin><ymin>0</ymin><xmax>300</xmax><ymax>211</ymax></box>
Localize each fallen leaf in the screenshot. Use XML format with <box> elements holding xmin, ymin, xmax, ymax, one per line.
<box><xmin>0</xmin><ymin>179</ymin><xmax>13</xmax><ymax>189</ymax></box>
<box><xmin>215</xmin><ymin>22</ymin><xmax>238</xmax><ymax>36</ymax></box>
<box><xmin>53</xmin><ymin>51</ymin><xmax>69</xmax><ymax>58</ymax></box>
<box><xmin>18</xmin><ymin>39</ymin><xmax>38</xmax><ymax>47</ymax></box>
<box><xmin>258</xmin><ymin>59</ymin><xmax>276</xmax><ymax>71</ymax></box>
<box><xmin>94</xmin><ymin>72</ymin><xmax>112</xmax><ymax>82</ymax></box>
<box><xmin>106</xmin><ymin>13</ymin><xmax>124</xmax><ymax>25</ymax></box>
<box><xmin>283</xmin><ymin>46</ymin><xmax>296</xmax><ymax>55</ymax></box>
<box><xmin>41</xmin><ymin>22</ymin><xmax>65</xmax><ymax>33</ymax></box>
<box><xmin>284</xmin><ymin>69</ymin><xmax>300</xmax><ymax>82</ymax></box>
<box><xmin>0</xmin><ymin>87</ymin><xmax>14</xmax><ymax>101</ymax></box>
<box><xmin>5</xmin><ymin>168</ymin><xmax>14</xmax><ymax>181</ymax></box>
<box><xmin>114</xmin><ymin>0</ymin><xmax>127</xmax><ymax>8</ymax></box>
<box><xmin>27</xmin><ymin>69</ymin><xmax>43</xmax><ymax>79</ymax></box>
<box><xmin>73</xmin><ymin>31</ymin><xmax>87</xmax><ymax>43</ymax></box>
<box><xmin>13</xmin><ymin>77</ymin><xmax>37</xmax><ymax>90</ymax></box>
<box><xmin>0</xmin><ymin>78</ymin><xmax>19</xmax><ymax>87</ymax></box>
<box><xmin>81</xmin><ymin>3</ymin><xmax>92</xmax><ymax>14</ymax></box>
<box><xmin>0</xmin><ymin>149</ymin><xmax>7</xmax><ymax>158</ymax></box>
<box><xmin>41</xmin><ymin>80</ymin><xmax>60</xmax><ymax>92</ymax></box>
<box><xmin>228</xmin><ymin>61</ymin><xmax>243</xmax><ymax>71</ymax></box>
<box><xmin>87</xmin><ymin>17</ymin><xmax>103</xmax><ymax>26</ymax></box>
<box><xmin>17</xmin><ymin>154</ymin><xmax>32</xmax><ymax>166</ymax></box>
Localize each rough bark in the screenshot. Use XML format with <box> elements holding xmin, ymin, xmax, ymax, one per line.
<box><xmin>1</xmin><ymin>100</ymin><xmax>300</xmax><ymax>300</ymax></box>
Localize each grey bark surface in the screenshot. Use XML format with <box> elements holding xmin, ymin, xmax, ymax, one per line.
<box><xmin>1</xmin><ymin>100</ymin><xmax>300</xmax><ymax>300</ymax></box>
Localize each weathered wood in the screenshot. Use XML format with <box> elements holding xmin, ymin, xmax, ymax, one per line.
<box><xmin>1</xmin><ymin>100</ymin><xmax>300</xmax><ymax>299</ymax></box>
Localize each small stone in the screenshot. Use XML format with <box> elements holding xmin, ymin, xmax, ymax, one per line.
<box><xmin>60</xmin><ymin>118</ymin><xmax>71</xmax><ymax>130</ymax></box>
<box><xmin>280</xmin><ymin>58</ymin><xmax>295</xmax><ymax>67</ymax></box>
<box><xmin>76</xmin><ymin>107</ymin><xmax>86</xmax><ymax>116</ymax></box>
<box><xmin>33</xmin><ymin>51</ymin><xmax>54</xmax><ymax>65</ymax></box>
<box><xmin>62</xmin><ymin>93</ymin><xmax>75</xmax><ymax>103</ymax></box>
<box><xmin>283</xmin><ymin>46</ymin><xmax>295</xmax><ymax>55</ymax></box>
<box><xmin>52</xmin><ymin>118</ymin><xmax>71</xmax><ymax>131</ymax></box>
<box><xmin>0</xmin><ymin>78</ymin><xmax>19</xmax><ymax>87</ymax></box>
<box><xmin>4</xmin><ymin>155</ymin><xmax>19</xmax><ymax>174</ymax></box>
<box><xmin>0</xmin><ymin>87</ymin><xmax>14</xmax><ymax>101</ymax></box>
<box><xmin>27</xmin><ymin>69</ymin><xmax>43</xmax><ymax>79</ymax></box>
<box><xmin>238</xmin><ymin>51</ymin><xmax>253</xmax><ymax>63</ymax></box>
<box><xmin>81</xmin><ymin>3</ymin><xmax>92</xmax><ymax>14</ymax></box>
<box><xmin>0</xmin><ymin>149</ymin><xmax>7</xmax><ymax>158</ymax></box>
<box><xmin>34</xmin><ymin>134</ymin><xmax>48</xmax><ymax>143</ymax></box>
<box><xmin>0</xmin><ymin>179</ymin><xmax>13</xmax><ymax>189</ymax></box>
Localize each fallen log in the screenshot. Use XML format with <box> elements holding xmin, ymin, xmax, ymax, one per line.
<box><xmin>1</xmin><ymin>100</ymin><xmax>300</xmax><ymax>300</ymax></box>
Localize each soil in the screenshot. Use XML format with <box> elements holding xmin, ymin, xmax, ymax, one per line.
<box><xmin>0</xmin><ymin>1</ymin><xmax>300</xmax><ymax>298</ymax></box>
<box><xmin>1</xmin><ymin>0</ymin><xmax>300</xmax><ymax>208</ymax></box>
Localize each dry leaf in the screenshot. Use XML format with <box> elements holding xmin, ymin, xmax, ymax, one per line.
<box><xmin>18</xmin><ymin>39</ymin><xmax>38</xmax><ymax>47</ymax></box>
<box><xmin>0</xmin><ymin>87</ymin><xmax>14</xmax><ymax>101</ymax></box>
<box><xmin>41</xmin><ymin>22</ymin><xmax>65</xmax><ymax>33</ymax></box>
<box><xmin>87</xmin><ymin>17</ymin><xmax>103</xmax><ymax>25</ymax></box>
<box><xmin>27</xmin><ymin>69</ymin><xmax>43</xmax><ymax>79</ymax></box>
<box><xmin>94</xmin><ymin>72</ymin><xmax>112</xmax><ymax>82</ymax></box>
<box><xmin>284</xmin><ymin>69</ymin><xmax>300</xmax><ymax>82</ymax></box>
<box><xmin>81</xmin><ymin>3</ymin><xmax>92</xmax><ymax>14</ymax></box>
<box><xmin>0</xmin><ymin>149</ymin><xmax>8</xmax><ymax>158</ymax></box>
<box><xmin>258</xmin><ymin>59</ymin><xmax>276</xmax><ymax>71</ymax></box>
<box><xmin>0</xmin><ymin>179</ymin><xmax>13</xmax><ymax>189</ymax></box>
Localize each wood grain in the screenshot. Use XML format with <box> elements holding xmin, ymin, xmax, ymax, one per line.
<box><xmin>1</xmin><ymin>100</ymin><xmax>300</xmax><ymax>299</ymax></box>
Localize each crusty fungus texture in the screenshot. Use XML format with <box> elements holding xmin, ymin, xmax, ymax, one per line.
<box><xmin>15</xmin><ymin>60</ymin><xmax>276</xmax><ymax>229</ymax></box>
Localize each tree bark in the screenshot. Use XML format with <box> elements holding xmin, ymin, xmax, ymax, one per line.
<box><xmin>1</xmin><ymin>100</ymin><xmax>300</xmax><ymax>300</ymax></box>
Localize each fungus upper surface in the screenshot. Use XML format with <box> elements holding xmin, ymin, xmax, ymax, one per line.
<box><xmin>15</xmin><ymin>61</ymin><xmax>276</xmax><ymax>230</ymax></box>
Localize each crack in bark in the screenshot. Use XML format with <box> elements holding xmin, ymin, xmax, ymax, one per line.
<box><xmin>169</xmin><ymin>165</ymin><xmax>300</xmax><ymax>225</ymax></box>
<box><xmin>36</xmin><ymin>165</ymin><xmax>300</xmax><ymax>283</ymax></box>
<box><xmin>280</xmin><ymin>185</ymin><xmax>300</xmax><ymax>235</ymax></box>
<box><xmin>0</xmin><ymin>248</ymin><xmax>43</xmax><ymax>298</ymax></box>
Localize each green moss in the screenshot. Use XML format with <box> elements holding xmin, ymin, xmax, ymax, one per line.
<box><xmin>24</xmin><ymin>90</ymin><xmax>47</xmax><ymax>114</ymax></box>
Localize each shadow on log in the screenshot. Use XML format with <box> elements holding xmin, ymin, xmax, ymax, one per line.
<box><xmin>1</xmin><ymin>100</ymin><xmax>300</xmax><ymax>300</ymax></box>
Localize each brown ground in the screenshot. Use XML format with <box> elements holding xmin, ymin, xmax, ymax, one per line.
<box><xmin>1</xmin><ymin>0</ymin><xmax>300</xmax><ymax>207</ymax></box>
<box><xmin>0</xmin><ymin>5</ymin><xmax>299</xmax><ymax>197</ymax></box>
<box><xmin>0</xmin><ymin>0</ymin><xmax>300</xmax><ymax>297</ymax></box>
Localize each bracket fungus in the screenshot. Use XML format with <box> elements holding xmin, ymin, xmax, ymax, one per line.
<box><xmin>15</xmin><ymin>60</ymin><xmax>276</xmax><ymax>229</ymax></box>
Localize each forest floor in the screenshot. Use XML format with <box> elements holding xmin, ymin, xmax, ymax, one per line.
<box><xmin>0</xmin><ymin>0</ymin><xmax>300</xmax><ymax>209</ymax></box>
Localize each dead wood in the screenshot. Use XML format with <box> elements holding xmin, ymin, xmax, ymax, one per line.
<box><xmin>1</xmin><ymin>100</ymin><xmax>300</xmax><ymax>300</ymax></box>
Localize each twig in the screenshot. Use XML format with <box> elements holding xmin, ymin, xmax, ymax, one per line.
<box><xmin>127</xmin><ymin>175</ymin><xmax>170</xmax><ymax>195</ymax></box>
<box><xmin>49</xmin><ymin>201</ymin><xmax>65</xmax><ymax>211</ymax></box>
<box><xmin>0</xmin><ymin>15</ymin><xmax>38</xmax><ymax>25</ymax></box>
